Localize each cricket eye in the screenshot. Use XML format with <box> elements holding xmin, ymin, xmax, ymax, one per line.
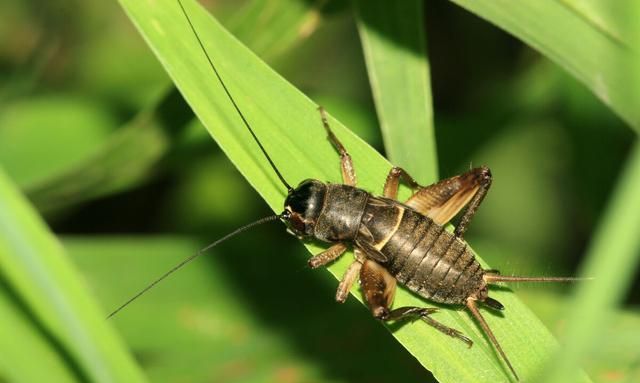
<box><xmin>285</xmin><ymin>212</ymin><xmax>307</xmax><ymax>237</ymax></box>
<box><xmin>283</xmin><ymin>179</ymin><xmax>326</xmax><ymax>220</ymax></box>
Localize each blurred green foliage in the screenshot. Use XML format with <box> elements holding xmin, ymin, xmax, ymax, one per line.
<box><xmin>0</xmin><ymin>0</ymin><xmax>638</xmax><ymax>382</ymax></box>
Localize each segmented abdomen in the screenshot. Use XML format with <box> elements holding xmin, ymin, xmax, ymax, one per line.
<box><xmin>358</xmin><ymin>198</ymin><xmax>483</xmax><ymax>305</ymax></box>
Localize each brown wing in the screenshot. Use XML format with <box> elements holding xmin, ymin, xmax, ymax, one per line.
<box><xmin>405</xmin><ymin>167</ymin><xmax>487</xmax><ymax>225</ymax></box>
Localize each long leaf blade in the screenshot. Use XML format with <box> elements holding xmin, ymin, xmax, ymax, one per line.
<box><xmin>354</xmin><ymin>0</ymin><xmax>438</xmax><ymax>184</ymax></box>
<box><xmin>447</xmin><ymin>0</ymin><xmax>639</xmax><ymax>132</ymax></box>
<box><xmin>0</xmin><ymin>167</ymin><xmax>146</xmax><ymax>383</ymax></box>
<box><xmin>543</xmin><ymin>141</ymin><xmax>640</xmax><ymax>382</ymax></box>
<box><xmin>0</xmin><ymin>287</ymin><xmax>78</xmax><ymax>383</ymax></box>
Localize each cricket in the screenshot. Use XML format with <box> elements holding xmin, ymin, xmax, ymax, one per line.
<box><xmin>108</xmin><ymin>1</ymin><xmax>584</xmax><ymax>381</ymax></box>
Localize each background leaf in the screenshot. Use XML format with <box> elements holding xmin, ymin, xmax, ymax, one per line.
<box><xmin>0</xmin><ymin>285</ymin><xmax>77</xmax><ymax>383</ymax></box>
<box><xmin>519</xmin><ymin>289</ymin><xmax>640</xmax><ymax>383</ymax></box>
<box><xmin>447</xmin><ymin>0</ymin><xmax>639</xmax><ymax>132</ymax></box>
<box><xmin>0</xmin><ymin>167</ymin><xmax>146</xmax><ymax>383</ymax></box>
<box><xmin>543</xmin><ymin>142</ymin><xmax>640</xmax><ymax>382</ymax></box>
<box><xmin>2</xmin><ymin>0</ymin><xmax>636</xmax><ymax>382</ymax></box>
<box><xmin>10</xmin><ymin>0</ymin><xmax>324</xmax><ymax>215</ymax></box>
<box><xmin>354</xmin><ymin>0</ymin><xmax>437</xmax><ymax>184</ymax></box>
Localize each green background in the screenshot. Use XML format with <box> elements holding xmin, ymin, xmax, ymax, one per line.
<box><xmin>0</xmin><ymin>0</ymin><xmax>638</xmax><ymax>382</ymax></box>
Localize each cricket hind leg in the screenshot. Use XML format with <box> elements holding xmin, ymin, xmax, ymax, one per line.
<box><xmin>359</xmin><ymin>258</ymin><xmax>473</xmax><ymax>347</ymax></box>
<box><xmin>318</xmin><ymin>106</ymin><xmax>357</xmax><ymax>186</ymax></box>
<box><xmin>453</xmin><ymin>167</ymin><xmax>492</xmax><ymax>238</ymax></box>
<box><xmin>404</xmin><ymin>166</ymin><xmax>492</xmax><ymax>238</ymax></box>
<box><xmin>383</xmin><ymin>166</ymin><xmax>492</xmax><ymax>238</ymax></box>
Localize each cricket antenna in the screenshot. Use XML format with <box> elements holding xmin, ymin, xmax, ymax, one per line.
<box><xmin>107</xmin><ymin>214</ymin><xmax>282</xmax><ymax>319</ymax></box>
<box><xmin>177</xmin><ymin>0</ymin><xmax>293</xmax><ymax>192</ymax></box>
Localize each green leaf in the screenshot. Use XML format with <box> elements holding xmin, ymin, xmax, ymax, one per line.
<box><xmin>22</xmin><ymin>0</ymin><xmax>322</xmax><ymax>215</ymax></box>
<box><xmin>0</xmin><ymin>96</ymin><xmax>115</xmax><ymax>188</ymax></box>
<box><xmin>0</xmin><ymin>286</ymin><xmax>77</xmax><ymax>383</ymax></box>
<box><xmin>448</xmin><ymin>0</ymin><xmax>639</xmax><ymax>133</ymax></box>
<box><xmin>543</xmin><ymin>142</ymin><xmax>640</xmax><ymax>382</ymax></box>
<box><xmin>118</xmin><ymin>0</ymin><xmax>590</xmax><ymax>381</ymax></box>
<box><xmin>24</xmin><ymin>90</ymin><xmax>186</xmax><ymax>214</ymax></box>
<box><xmin>518</xmin><ymin>290</ymin><xmax>640</xmax><ymax>383</ymax></box>
<box><xmin>0</xmin><ymin>167</ymin><xmax>146</xmax><ymax>383</ymax></box>
<box><xmin>354</xmin><ymin>0</ymin><xmax>438</xmax><ymax>184</ymax></box>
<box><xmin>226</xmin><ymin>0</ymin><xmax>324</xmax><ymax>61</ymax></box>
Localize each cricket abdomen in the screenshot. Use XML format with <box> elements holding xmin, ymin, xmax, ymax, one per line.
<box><xmin>358</xmin><ymin>198</ymin><xmax>484</xmax><ymax>305</ymax></box>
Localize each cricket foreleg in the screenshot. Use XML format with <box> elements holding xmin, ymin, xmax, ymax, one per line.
<box><xmin>318</xmin><ymin>106</ymin><xmax>357</xmax><ymax>186</ymax></box>
<box><xmin>359</xmin><ymin>259</ymin><xmax>472</xmax><ymax>347</ymax></box>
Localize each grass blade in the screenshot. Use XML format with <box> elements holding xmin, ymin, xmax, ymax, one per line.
<box><xmin>0</xmin><ymin>167</ymin><xmax>146</xmax><ymax>383</ymax></box>
<box><xmin>0</xmin><ymin>287</ymin><xmax>78</xmax><ymax>383</ymax></box>
<box><xmin>354</xmin><ymin>0</ymin><xmax>438</xmax><ymax>184</ymax></box>
<box><xmin>519</xmin><ymin>289</ymin><xmax>640</xmax><ymax>382</ymax></box>
<box><xmin>542</xmin><ymin>141</ymin><xmax>640</xmax><ymax>382</ymax></box>
<box><xmin>448</xmin><ymin>0</ymin><xmax>639</xmax><ymax>132</ymax></box>
<box><xmin>226</xmin><ymin>0</ymin><xmax>324</xmax><ymax>61</ymax></box>
<box><xmin>118</xmin><ymin>0</ymin><xmax>591</xmax><ymax>381</ymax></box>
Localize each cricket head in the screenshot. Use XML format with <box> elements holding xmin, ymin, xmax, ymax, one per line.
<box><xmin>282</xmin><ymin>179</ymin><xmax>327</xmax><ymax>238</ymax></box>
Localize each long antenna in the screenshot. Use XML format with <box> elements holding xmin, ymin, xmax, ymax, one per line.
<box><xmin>107</xmin><ymin>214</ymin><xmax>280</xmax><ymax>319</ymax></box>
<box><xmin>177</xmin><ymin>0</ymin><xmax>292</xmax><ymax>192</ymax></box>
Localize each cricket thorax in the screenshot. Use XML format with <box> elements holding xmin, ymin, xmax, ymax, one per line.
<box><xmin>312</xmin><ymin>184</ymin><xmax>370</xmax><ymax>242</ymax></box>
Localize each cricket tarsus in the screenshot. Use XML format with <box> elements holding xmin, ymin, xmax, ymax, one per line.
<box><xmin>176</xmin><ymin>0</ymin><xmax>292</xmax><ymax>192</ymax></box>
<box><xmin>107</xmin><ymin>214</ymin><xmax>281</xmax><ymax>319</ymax></box>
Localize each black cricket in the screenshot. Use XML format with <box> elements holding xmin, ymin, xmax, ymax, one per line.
<box><xmin>109</xmin><ymin>1</ymin><xmax>583</xmax><ymax>381</ymax></box>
